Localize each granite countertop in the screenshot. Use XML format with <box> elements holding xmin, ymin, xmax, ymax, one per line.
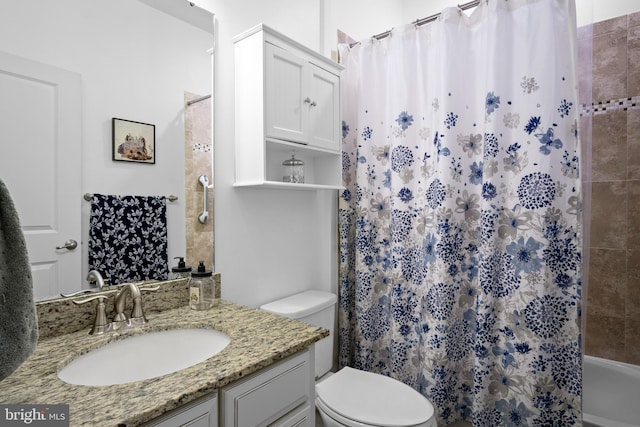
<box><xmin>0</xmin><ymin>299</ymin><xmax>328</xmax><ymax>426</ymax></box>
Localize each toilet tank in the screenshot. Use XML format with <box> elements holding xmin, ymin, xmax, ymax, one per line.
<box><xmin>260</xmin><ymin>290</ymin><xmax>337</xmax><ymax>379</ymax></box>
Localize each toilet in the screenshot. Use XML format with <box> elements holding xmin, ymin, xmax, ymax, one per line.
<box><xmin>260</xmin><ymin>290</ymin><xmax>438</xmax><ymax>427</ymax></box>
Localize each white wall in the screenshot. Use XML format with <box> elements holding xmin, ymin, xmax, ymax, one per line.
<box><xmin>321</xmin><ymin>0</ymin><xmax>403</xmax><ymax>58</ymax></box>
<box><xmin>0</xmin><ymin>0</ymin><xmax>212</xmax><ymax>284</ymax></box>
<box><xmin>575</xmin><ymin>0</ymin><xmax>640</xmax><ymax>27</ymax></box>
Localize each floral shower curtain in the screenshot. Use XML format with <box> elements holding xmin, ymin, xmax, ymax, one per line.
<box><xmin>338</xmin><ymin>0</ymin><xmax>583</xmax><ymax>425</ymax></box>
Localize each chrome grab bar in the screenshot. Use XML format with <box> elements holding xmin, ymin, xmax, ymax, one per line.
<box><xmin>198</xmin><ymin>175</ymin><xmax>209</xmax><ymax>224</ymax></box>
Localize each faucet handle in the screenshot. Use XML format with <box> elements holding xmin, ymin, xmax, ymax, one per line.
<box><xmin>130</xmin><ymin>284</ymin><xmax>159</xmax><ymax>320</ymax></box>
<box><xmin>73</xmin><ymin>295</ymin><xmax>110</xmax><ymax>335</ymax></box>
<box><xmin>60</xmin><ymin>289</ymin><xmax>94</xmax><ymax>298</ymax></box>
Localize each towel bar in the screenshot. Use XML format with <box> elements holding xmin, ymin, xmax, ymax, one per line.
<box><xmin>83</xmin><ymin>193</ymin><xmax>178</xmax><ymax>202</ymax></box>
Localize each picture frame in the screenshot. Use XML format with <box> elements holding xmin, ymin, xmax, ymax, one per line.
<box><xmin>112</xmin><ymin>118</ymin><xmax>155</xmax><ymax>164</ymax></box>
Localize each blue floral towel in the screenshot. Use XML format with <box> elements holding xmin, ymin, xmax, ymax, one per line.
<box><xmin>88</xmin><ymin>194</ymin><xmax>168</xmax><ymax>285</ymax></box>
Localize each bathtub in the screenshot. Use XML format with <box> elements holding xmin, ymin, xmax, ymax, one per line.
<box><xmin>583</xmin><ymin>355</ymin><xmax>640</xmax><ymax>427</ymax></box>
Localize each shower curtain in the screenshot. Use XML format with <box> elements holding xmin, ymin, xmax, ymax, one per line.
<box><xmin>338</xmin><ymin>0</ymin><xmax>583</xmax><ymax>425</ymax></box>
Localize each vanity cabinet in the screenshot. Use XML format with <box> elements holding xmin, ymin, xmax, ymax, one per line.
<box><xmin>142</xmin><ymin>393</ymin><xmax>218</xmax><ymax>427</ymax></box>
<box><xmin>233</xmin><ymin>24</ymin><xmax>343</xmax><ymax>190</ymax></box>
<box><xmin>220</xmin><ymin>347</ymin><xmax>315</xmax><ymax>426</ymax></box>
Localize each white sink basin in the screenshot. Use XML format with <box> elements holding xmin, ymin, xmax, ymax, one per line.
<box><xmin>58</xmin><ymin>329</ymin><xmax>230</xmax><ymax>386</ymax></box>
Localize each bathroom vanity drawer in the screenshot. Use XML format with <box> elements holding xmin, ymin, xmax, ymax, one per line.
<box><xmin>220</xmin><ymin>347</ymin><xmax>314</xmax><ymax>426</ymax></box>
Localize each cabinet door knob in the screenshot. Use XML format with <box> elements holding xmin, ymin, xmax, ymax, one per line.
<box><xmin>310</xmin><ymin>100</ymin><xmax>317</xmax><ymax>107</ymax></box>
<box><xmin>304</xmin><ymin>97</ymin><xmax>312</xmax><ymax>104</ymax></box>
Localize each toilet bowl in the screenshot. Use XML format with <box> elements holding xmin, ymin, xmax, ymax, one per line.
<box><xmin>315</xmin><ymin>366</ymin><xmax>437</xmax><ymax>427</ymax></box>
<box><xmin>260</xmin><ymin>291</ymin><xmax>438</xmax><ymax>427</ymax></box>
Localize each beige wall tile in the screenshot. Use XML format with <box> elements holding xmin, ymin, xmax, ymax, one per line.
<box><xmin>590</xmin><ymin>181</ymin><xmax>627</xmax><ymax>249</ymax></box>
<box><xmin>628</xmin><ymin>25</ymin><xmax>640</xmax><ymax>97</ymax></box>
<box><xmin>629</xmin><ymin>11</ymin><xmax>640</xmax><ymax>29</ymax></box>
<box><xmin>625</xmin><ymin>319</ymin><xmax>640</xmax><ymax>364</ymax></box>
<box><xmin>593</xmin><ymin>15</ymin><xmax>627</xmax><ymax>36</ymax></box>
<box><xmin>586</xmin><ymin>11</ymin><xmax>640</xmax><ymax>365</ymax></box>
<box><xmin>628</xmin><ymin>180</ymin><xmax>640</xmax><ymax>249</ymax></box>
<box><xmin>627</xmin><ymin>250</ymin><xmax>640</xmax><ymax>319</ymax></box>
<box><xmin>585</xmin><ymin>313</ymin><xmax>626</xmax><ymax>360</ymax></box>
<box><xmin>592</xmin><ymin>30</ymin><xmax>627</xmax><ymax>102</ymax></box>
<box><xmin>588</xmin><ymin>248</ymin><xmax>627</xmax><ymax>318</ymax></box>
<box><xmin>628</xmin><ymin>110</ymin><xmax>640</xmax><ymax>179</ymax></box>
<box><xmin>184</xmin><ymin>92</ymin><xmax>214</xmax><ymax>270</ymax></box>
<box><xmin>592</xmin><ymin>110</ymin><xmax>627</xmax><ymax>181</ymax></box>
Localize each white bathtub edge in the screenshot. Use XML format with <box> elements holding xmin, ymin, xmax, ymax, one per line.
<box><xmin>583</xmin><ymin>355</ymin><xmax>640</xmax><ymax>427</ymax></box>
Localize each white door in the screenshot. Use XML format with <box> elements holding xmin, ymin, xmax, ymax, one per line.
<box><xmin>0</xmin><ymin>51</ymin><xmax>82</xmax><ymax>300</ymax></box>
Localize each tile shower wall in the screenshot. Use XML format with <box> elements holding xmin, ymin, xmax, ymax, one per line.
<box><xmin>580</xmin><ymin>12</ymin><xmax>640</xmax><ymax>364</ymax></box>
<box><xmin>184</xmin><ymin>92</ymin><xmax>214</xmax><ymax>271</ymax></box>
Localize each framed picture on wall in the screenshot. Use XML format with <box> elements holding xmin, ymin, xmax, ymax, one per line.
<box><xmin>112</xmin><ymin>118</ymin><xmax>155</xmax><ymax>164</ymax></box>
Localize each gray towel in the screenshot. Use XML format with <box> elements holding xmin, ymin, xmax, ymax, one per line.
<box><xmin>0</xmin><ymin>179</ymin><xmax>38</xmax><ymax>380</ymax></box>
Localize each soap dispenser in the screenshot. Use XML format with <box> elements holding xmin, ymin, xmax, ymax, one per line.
<box><xmin>169</xmin><ymin>257</ymin><xmax>192</xmax><ymax>280</ymax></box>
<box><xmin>188</xmin><ymin>261</ymin><xmax>214</xmax><ymax>310</ymax></box>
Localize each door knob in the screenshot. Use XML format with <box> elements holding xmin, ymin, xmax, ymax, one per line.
<box><xmin>56</xmin><ymin>239</ymin><xmax>78</xmax><ymax>250</ymax></box>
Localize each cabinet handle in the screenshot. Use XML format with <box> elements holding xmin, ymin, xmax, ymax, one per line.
<box><xmin>303</xmin><ymin>97</ymin><xmax>311</xmax><ymax>104</ymax></box>
<box><xmin>310</xmin><ymin>100</ymin><xmax>317</xmax><ymax>107</ymax></box>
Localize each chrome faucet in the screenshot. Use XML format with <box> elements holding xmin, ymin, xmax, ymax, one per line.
<box><xmin>114</xmin><ymin>282</ymin><xmax>144</xmax><ymax>323</ymax></box>
<box><xmin>113</xmin><ymin>282</ymin><xmax>160</xmax><ymax>327</ymax></box>
<box><xmin>87</xmin><ymin>270</ymin><xmax>105</xmax><ymax>289</ymax></box>
<box><xmin>73</xmin><ymin>281</ymin><xmax>159</xmax><ymax>335</ymax></box>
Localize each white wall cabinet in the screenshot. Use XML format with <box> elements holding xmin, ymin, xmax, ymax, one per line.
<box><xmin>220</xmin><ymin>347</ymin><xmax>315</xmax><ymax>427</ymax></box>
<box><xmin>234</xmin><ymin>24</ymin><xmax>342</xmax><ymax>190</ymax></box>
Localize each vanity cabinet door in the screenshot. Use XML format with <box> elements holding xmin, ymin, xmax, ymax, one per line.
<box><xmin>220</xmin><ymin>347</ymin><xmax>314</xmax><ymax>427</ymax></box>
<box><xmin>270</xmin><ymin>403</ymin><xmax>312</xmax><ymax>427</ymax></box>
<box><xmin>142</xmin><ymin>393</ymin><xmax>218</xmax><ymax>427</ymax></box>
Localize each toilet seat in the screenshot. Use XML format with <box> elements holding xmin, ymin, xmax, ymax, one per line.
<box><xmin>315</xmin><ymin>367</ymin><xmax>436</xmax><ymax>427</ymax></box>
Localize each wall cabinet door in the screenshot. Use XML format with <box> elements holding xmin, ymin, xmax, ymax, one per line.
<box><xmin>265</xmin><ymin>43</ymin><xmax>308</xmax><ymax>144</ymax></box>
<box><xmin>308</xmin><ymin>63</ymin><xmax>339</xmax><ymax>151</ymax></box>
<box><xmin>265</xmin><ymin>43</ymin><xmax>340</xmax><ymax>152</ymax></box>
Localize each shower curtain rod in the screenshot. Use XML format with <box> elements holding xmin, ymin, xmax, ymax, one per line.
<box><xmin>358</xmin><ymin>0</ymin><xmax>482</xmax><ymax>46</ymax></box>
<box><xmin>186</xmin><ymin>94</ymin><xmax>211</xmax><ymax>106</ymax></box>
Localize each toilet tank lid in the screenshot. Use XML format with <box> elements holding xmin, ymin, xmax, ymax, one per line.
<box><xmin>260</xmin><ymin>290</ymin><xmax>337</xmax><ymax>319</ymax></box>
